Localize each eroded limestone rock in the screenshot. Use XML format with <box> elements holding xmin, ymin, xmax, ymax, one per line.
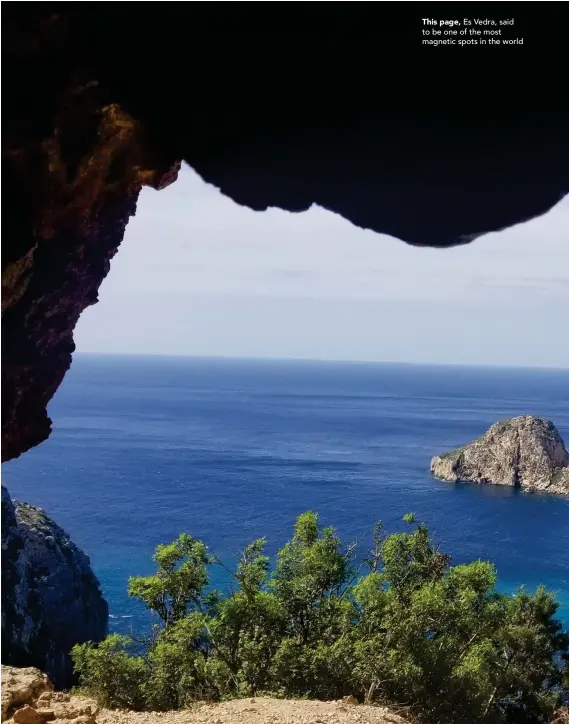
<box><xmin>1</xmin><ymin>489</ymin><xmax>108</xmax><ymax>687</ymax></box>
<box><xmin>1</xmin><ymin>666</ymin><xmax>98</xmax><ymax>724</ymax></box>
<box><xmin>430</xmin><ymin>415</ymin><xmax>569</xmax><ymax>495</ymax></box>
<box><xmin>1</xmin><ymin>667</ymin><xmax>52</xmax><ymax>722</ymax></box>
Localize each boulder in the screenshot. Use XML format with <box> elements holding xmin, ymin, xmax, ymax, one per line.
<box><xmin>1</xmin><ymin>666</ymin><xmax>98</xmax><ymax>724</ymax></box>
<box><xmin>12</xmin><ymin>707</ymin><xmax>44</xmax><ymax>724</ymax></box>
<box><xmin>1</xmin><ymin>667</ymin><xmax>52</xmax><ymax>722</ymax></box>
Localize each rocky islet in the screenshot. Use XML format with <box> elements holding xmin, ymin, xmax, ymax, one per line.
<box><xmin>430</xmin><ymin>415</ymin><xmax>569</xmax><ymax>495</ymax></box>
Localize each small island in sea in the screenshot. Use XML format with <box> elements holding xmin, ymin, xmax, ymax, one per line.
<box><xmin>430</xmin><ymin>414</ymin><xmax>569</xmax><ymax>496</ymax></box>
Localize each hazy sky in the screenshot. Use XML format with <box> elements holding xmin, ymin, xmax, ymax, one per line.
<box><xmin>75</xmin><ymin>164</ymin><xmax>569</xmax><ymax>368</ymax></box>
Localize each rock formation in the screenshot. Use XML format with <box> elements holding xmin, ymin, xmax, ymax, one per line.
<box><xmin>1</xmin><ymin>73</ymin><xmax>180</xmax><ymax>463</ymax></box>
<box><xmin>2</xmin><ymin>667</ymin><xmax>53</xmax><ymax>723</ymax></box>
<box><xmin>430</xmin><ymin>415</ymin><xmax>569</xmax><ymax>495</ymax></box>
<box><xmin>1</xmin><ymin>487</ymin><xmax>108</xmax><ymax>688</ymax></box>
<box><xmin>1</xmin><ymin>666</ymin><xmax>99</xmax><ymax>724</ymax></box>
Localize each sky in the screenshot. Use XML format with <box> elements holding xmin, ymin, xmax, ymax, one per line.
<box><xmin>75</xmin><ymin>164</ymin><xmax>569</xmax><ymax>368</ymax></box>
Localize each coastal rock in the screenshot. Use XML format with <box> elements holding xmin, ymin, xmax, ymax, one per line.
<box><xmin>1</xmin><ymin>666</ymin><xmax>98</xmax><ymax>724</ymax></box>
<box><xmin>1</xmin><ymin>488</ymin><xmax>108</xmax><ymax>687</ymax></box>
<box><xmin>430</xmin><ymin>415</ymin><xmax>569</xmax><ymax>495</ymax></box>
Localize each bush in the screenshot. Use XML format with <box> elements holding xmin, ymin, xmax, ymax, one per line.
<box><xmin>72</xmin><ymin>514</ymin><xmax>569</xmax><ymax>722</ymax></box>
<box><xmin>72</xmin><ymin>634</ymin><xmax>147</xmax><ymax>710</ymax></box>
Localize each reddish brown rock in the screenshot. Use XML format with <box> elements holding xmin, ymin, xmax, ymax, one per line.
<box><xmin>2</xmin><ymin>69</ymin><xmax>179</xmax><ymax>463</ymax></box>
<box><xmin>13</xmin><ymin>706</ymin><xmax>44</xmax><ymax>724</ymax></box>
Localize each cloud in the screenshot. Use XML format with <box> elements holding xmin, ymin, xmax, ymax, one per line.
<box><xmin>75</xmin><ymin>164</ymin><xmax>569</xmax><ymax>367</ymax></box>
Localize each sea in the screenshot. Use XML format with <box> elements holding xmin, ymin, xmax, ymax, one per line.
<box><xmin>4</xmin><ymin>354</ymin><xmax>569</xmax><ymax>631</ymax></box>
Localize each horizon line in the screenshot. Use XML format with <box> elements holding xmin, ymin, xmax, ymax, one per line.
<box><xmin>73</xmin><ymin>351</ymin><xmax>569</xmax><ymax>374</ymax></box>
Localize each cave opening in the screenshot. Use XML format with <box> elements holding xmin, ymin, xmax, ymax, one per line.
<box><xmin>4</xmin><ymin>161</ymin><xmax>569</xmax><ymax>653</ymax></box>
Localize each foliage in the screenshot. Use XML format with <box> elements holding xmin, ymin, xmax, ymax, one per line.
<box><xmin>72</xmin><ymin>634</ymin><xmax>147</xmax><ymax>710</ymax></box>
<box><xmin>72</xmin><ymin>513</ymin><xmax>569</xmax><ymax>723</ymax></box>
<box><xmin>127</xmin><ymin>534</ymin><xmax>210</xmax><ymax>626</ymax></box>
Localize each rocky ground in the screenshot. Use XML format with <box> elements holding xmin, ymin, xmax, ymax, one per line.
<box><xmin>98</xmin><ymin>697</ymin><xmax>408</xmax><ymax>724</ymax></box>
<box><xmin>1</xmin><ymin>667</ymin><xmax>408</xmax><ymax>724</ymax></box>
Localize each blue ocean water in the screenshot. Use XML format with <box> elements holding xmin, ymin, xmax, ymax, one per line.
<box><xmin>4</xmin><ymin>355</ymin><xmax>569</xmax><ymax>631</ymax></box>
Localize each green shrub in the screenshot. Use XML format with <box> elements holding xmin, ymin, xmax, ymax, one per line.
<box><xmin>72</xmin><ymin>513</ymin><xmax>569</xmax><ymax>722</ymax></box>
<box><xmin>72</xmin><ymin>634</ymin><xmax>147</xmax><ymax>709</ymax></box>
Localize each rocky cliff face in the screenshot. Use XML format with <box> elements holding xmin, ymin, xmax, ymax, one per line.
<box><xmin>1</xmin><ymin>487</ymin><xmax>108</xmax><ymax>688</ymax></box>
<box><xmin>1</xmin><ymin>70</ymin><xmax>180</xmax><ymax>463</ymax></box>
<box><xmin>430</xmin><ymin>415</ymin><xmax>569</xmax><ymax>495</ymax></box>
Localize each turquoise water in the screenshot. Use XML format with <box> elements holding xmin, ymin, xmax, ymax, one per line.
<box><xmin>4</xmin><ymin>355</ymin><xmax>569</xmax><ymax>630</ymax></box>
